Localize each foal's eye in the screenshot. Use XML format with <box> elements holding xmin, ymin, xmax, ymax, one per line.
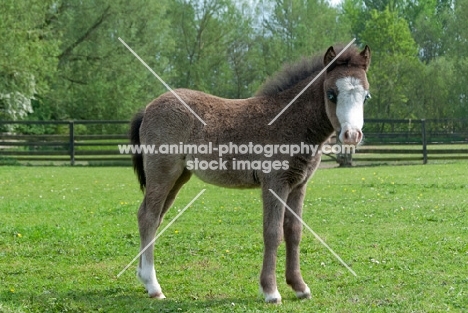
<box><xmin>365</xmin><ymin>92</ymin><xmax>371</xmax><ymax>101</ymax></box>
<box><xmin>327</xmin><ymin>90</ymin><xmax>337</xmax><ymax>103</ymax></box>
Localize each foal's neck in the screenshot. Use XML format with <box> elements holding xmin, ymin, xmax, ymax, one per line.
<box><xmin>276</xmin><ymin>76</ymin><xmax>335</xmax><ymax>144</ymax></box>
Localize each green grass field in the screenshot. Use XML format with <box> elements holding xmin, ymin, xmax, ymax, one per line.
<box><xmin>0</xmin><ymin>163</ymin><xmax>467</xmax><ymax>312</ymax></box>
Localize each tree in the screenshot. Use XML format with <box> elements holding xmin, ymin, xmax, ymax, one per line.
<box><xmin>359</xmin><ymin>7</ymin><xmax>420</xmax><ymax>119</ymax></box>
<box><xmin>2</xmin><ymin>0</ymin><xmax>465</xmax><ymax>125</ymax></box>
<box><xmin>446</xmin><ymin>0</ymin><xmax>468</xmax><ymax>118</ymax></box>
<box><xmin>0</xmin><ymin>0</ymin><xmax>59</xmax><ymax>121</ymax></box>
<box><xmin>262</xmin><ymin>0</ymin><xmax>352</xmax><ymax>77</ymax></box>
<box><xmin>406</xmin><ymin>57</ymin><xmax>455</xmax><ymax>119</ymax></box>
<box><xmin>165</xmin><ymin>0</ymin><xmax>262</xmax><ymax>99</ymax></box>
<box><xmin>166</xmin><ymin>0</ymin><xmax>219</xmax><ymax>91</ymax></box>
<box><xmin>224</xmin><ymin>2</ymin><xmax>264</xmax><ymax>98</ymax></box>
<box><xmin>342</xmin><ymin>0</ymin><xmax>449</xmax><ymax>61</ymax></box>
<box><xmin>43</xmin><ymin>0</ymin><xmax>174</xmax><ymax>122</ymax></box>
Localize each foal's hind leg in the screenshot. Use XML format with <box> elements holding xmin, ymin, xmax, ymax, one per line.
<box><xmin>136</xmin><ymin>160</ymin><xmax>186</xmax><ymax>299</ymax></box>
<box><xmin>159</xmin><ymin>168</ymin><xmax>192</xmax><ymax>222</ymax></box>
<box><xmin>284</xmin><ymin>183</ymin><xmax>311</xmax><ymax>299</ymax></box>
<box><xmin>259</xmin><ymin>184</ymin><xmax>288</xmax><ymax>303</ymax></box>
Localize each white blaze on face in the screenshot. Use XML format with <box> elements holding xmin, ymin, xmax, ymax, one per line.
<box><xmin>335</xmin><ymin>76</ymin><xmax>367</xmax><ymax>145</ymax></box>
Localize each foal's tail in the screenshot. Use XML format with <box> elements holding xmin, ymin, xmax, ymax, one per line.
<box><xmin>130</xmin><ymin>110</ymin><xmax>146</xmax><ymax>192</ymax></box>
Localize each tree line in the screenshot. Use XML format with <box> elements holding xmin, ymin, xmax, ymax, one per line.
<box><xmin>1</xmin><ymin>0</ymin><xmax>467</xmax><ymax>129</ymax></box>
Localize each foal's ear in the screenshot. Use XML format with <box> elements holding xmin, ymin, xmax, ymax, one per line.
<box><xmin>324</xmin><ymin>46</ymin><xmax>336</xmax><ymax>66</ymax></box>
<box><xmin>360</xmin><ymin>45</ymin><xmax>371</xmax><ymax>71</ymax></box>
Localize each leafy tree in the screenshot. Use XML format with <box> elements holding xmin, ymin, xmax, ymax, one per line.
<box><xmin>165</xmin><ymin>0</ymin><xmax>260</xmax><ymax>98</ymax></box>
<box><xmin>446</xmin><ymin>0</ymin><xmax>468</xmax><ymax>117</ymax></box>
<box><xmin>1</xmin><ymin>0</ymin><xmax>466</xmax><ymax>126</ymax></box>
<box><xmin>342</xmin><ymin>0</ymin><xmax>449</xmax><ymax>60</ymax></box>
<box><xmin>406</xmin><ymin>57</ymin><xmax>456</xmax><ymax>119</ymax></box>
<box><xmin>359</xmin><ymin>7</ymin><xmax>420</xmax><ymax>118</ymax></box>
<box><xmin>409</xmin><ymin>0</ymin><xmax>455</xmax><ymax>63</ymax></box>
<box><xmin>44</xmin><ymin>0</ymin><xmax>174</xmax><ymax>121</ymax></box>
<box><xmin>224</xmin><ymin>3</ymin><xmax>264</xmax><ymax>98</ymax></box>
<box><xmin>262</xmin><ymin>0</ymin><xmax>352</xmax><ymax>76</ymax></box>
<box><xmin>343</xmin><ymin>0</ymin><xmax>466</xmax><ymax>119</ymax></box>
<box><xmin>341</xmin><ymin>0</ymin><xmax>367</xmax><ymax>41</ymax></box>
<box><xmin>0</xmin><ymin>0</ymin><xmax>59</xmax><ymax>121</ymax></box>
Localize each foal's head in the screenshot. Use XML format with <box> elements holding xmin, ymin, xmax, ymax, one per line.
<box><xmin>323</xmin><ymin>45</ymin><xmax>371</xmax><ymax>146</ymax></box>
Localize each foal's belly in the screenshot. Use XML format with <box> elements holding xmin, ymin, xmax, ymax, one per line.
<box><xmin>185</xmin><ymin>154</ymin><xmax>260</xmax><ymax>188</ymax></box>
<box><xmin>183</xmin><ymin>153</ymin><xmax>317</xmax><ymax>189</ymax></box>
<box><xmin>190</xmin><ymin>167</ymin><xmax>260</xmax><ymax>189</ymax></box>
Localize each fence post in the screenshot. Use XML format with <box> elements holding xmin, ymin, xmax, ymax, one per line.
<box><xmin>336</xmin><ymin>135</ymin><xmax>353</xmax><ymax>167</ymax></box>
<box><xmin>421</xmin><ymin>119</ymin><xmax>427</xmax><ymax>164</ymax></box>
<box><xmin>69</xmin><ymin>121</ymin><xmax>75</xmax><ymax>166</ymax></box>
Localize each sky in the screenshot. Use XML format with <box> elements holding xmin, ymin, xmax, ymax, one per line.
<box><xmin>247</xmin><ymin>0</ymin><xmax>344</xmax><ymax>8</ymax></box>
<box><xmin>241</xmin><ymin>0</ymin><xmax>344</xmax><ymax>30</ymax></box>
<box><xmin>328</xmin><ymin>0</ymin><xmax>343</xmax><ymax>6</ymax></box>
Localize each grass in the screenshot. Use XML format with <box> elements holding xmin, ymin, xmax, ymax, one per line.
<box><xmin>0</xmin><ymin>163</ymin><xmax>467</xmax><ymax>312</ymax></box>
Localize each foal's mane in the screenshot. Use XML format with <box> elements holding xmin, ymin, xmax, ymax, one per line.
<box><xmin>255</xmin><ymin>45</ymin><xmax>361</xmax><ymax>97</ymax></box>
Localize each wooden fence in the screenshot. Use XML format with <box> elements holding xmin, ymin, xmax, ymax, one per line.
<box><xmin>350</xmin><ymin>118</ymin><xmax>468</xmax><ymax>165</ymax></box>
<box><xmin>0</xmin><ymin>120</ymin><xmax>129</xmax><ymax>165</ymax></box>
<box><xmin>0</xmin><ymin>119</ymin><xmax>467</xmax><ymax>166</ymax></box>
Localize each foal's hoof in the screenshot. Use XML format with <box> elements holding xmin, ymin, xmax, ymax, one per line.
<box><xmin>149</xmin><ymin>292</ymin><xmax>166</xmax><ymax>299</ymax></box>
<box><xmin>260</xmin><ymin>287</ymin><xmax>282</xmax><ymax>304</ymax></box>
<box><xmin>295</xmin><ymin>285</ymin><xmax>311</xmax><ymax>300</ymax></box>
<box><xmin>265</xmin><ymin>296</ymin><xmax>282</xmax><ymax>304</ymax></box>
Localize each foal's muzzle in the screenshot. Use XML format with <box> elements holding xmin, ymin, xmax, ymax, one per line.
<box><xmin>338</xmin><ymin>127</ymin><xmax>363</xmax><ymax>146</ymax></box>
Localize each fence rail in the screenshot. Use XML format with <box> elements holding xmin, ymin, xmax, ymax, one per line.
<box><xmin>0</xmin><ymin>119</ymin><xmax>467</xmax><ymax>166</ymax></box>
<box><xmin>0</xmin><ymin>120</ymin><xmax>129</xmax><ymax>165</ymax></box>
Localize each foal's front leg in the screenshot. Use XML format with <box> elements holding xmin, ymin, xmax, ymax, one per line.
<box><xmin>284</xmin><ymin>183</ymin><xmax>311</xmax><ymax>299</ymax></box>
<box><xmin>259</xmin><ymin>185</ymin><xmax>288</xmax><ymax>303</ymax></box>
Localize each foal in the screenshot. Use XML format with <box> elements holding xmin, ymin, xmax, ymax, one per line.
<box><xmin>130</xmin><ymin>44</ymin><xmax>371</xmax><ymax>303</ymax></box>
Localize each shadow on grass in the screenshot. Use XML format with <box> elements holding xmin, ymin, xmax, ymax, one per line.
<box><xmin>0</xmin><ymin>288</ymin><xmax>274</xmax><ymax>312</ymax></box>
